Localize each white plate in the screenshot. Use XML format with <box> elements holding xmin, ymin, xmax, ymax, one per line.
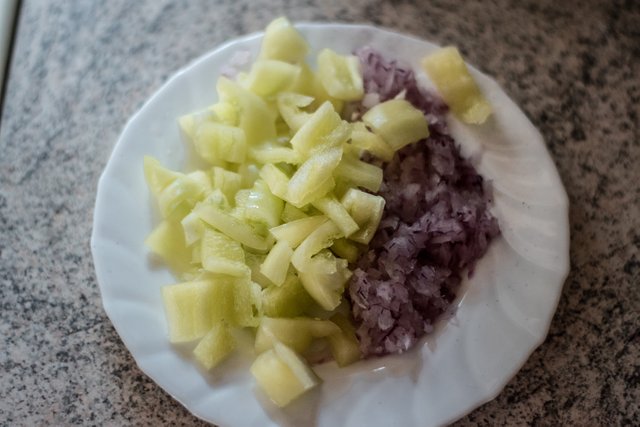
<box><xmin>91</xmin><ymin>23</ymin><xmax>570</xmax><ymax>427</ymax></box>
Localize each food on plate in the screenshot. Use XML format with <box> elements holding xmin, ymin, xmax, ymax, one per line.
<box><xmin>250</xmin><ymin>342</ymin><xmax>319</xmax><ymax>407</ymax></box>
<box><xmin>193</xmin><ymin>322</ymin><xmax>236</xmax><ymax>370</ymax></box>
<box><xmin>361</xmin><ymin>99</ymin><xmax>430</xmax><ymax>151</ymax></box>
<box><xmin>143</xmin><ymin>17</ymin><xmax>499</xmax><ymax>406</ymax></box>
<box><xmin>421</xmin><ymin>46</ymin><xmax>492</xmax><ymax>124</ymax></box>
<box><xmin>349</xmin><ymin>47</ymin><xmax>500</xmax><ymax>356</ymax></box>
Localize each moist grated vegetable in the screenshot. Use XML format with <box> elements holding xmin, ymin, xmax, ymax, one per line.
<box><xmin>348</xmin><ymin>48</ymin><xmax>500</xmax><ymax>357</ymax></box>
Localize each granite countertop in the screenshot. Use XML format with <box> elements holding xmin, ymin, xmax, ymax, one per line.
<box><xmin>1</xmin><ymin>1</ymin><xmax>638</xmax><ymax>425</ymax></box>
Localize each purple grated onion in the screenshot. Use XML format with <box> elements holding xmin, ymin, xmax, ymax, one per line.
<box><xmin>348</xmin><ymin>47</ymin><xmax>500</xmax><ymax>357</ymax></box>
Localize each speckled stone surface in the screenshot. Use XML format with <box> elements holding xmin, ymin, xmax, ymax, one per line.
<box><xmin>1</xmin><ymin>0</ymin><xmax>638</xmax><ymax>425</ymax></box>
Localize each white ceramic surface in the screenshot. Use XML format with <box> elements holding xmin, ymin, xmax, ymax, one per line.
<box><xmin>91</xmin><ymin>23</ymin><xmax>570</xmax><ymax>427</ymax></box>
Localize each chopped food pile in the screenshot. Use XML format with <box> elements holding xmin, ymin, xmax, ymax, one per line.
<box><xmin>143</xmin><ymin>17</ymin><xmax>498</xmax><ymax>407</ymax></box>
<box><xmin>348</xmin><ymin>49</ymin><xmax>500</xmax><ymax>356</ymax></box>
<box><xmin>348</xmin><ymin>49</ymin><xmax>500</xmax><ymax>355</ymax></box>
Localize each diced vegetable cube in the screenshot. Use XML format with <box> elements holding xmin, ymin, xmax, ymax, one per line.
<box><xmin>259</xmin><ymin>17</ymin><xmax>309</xmax><ymax>64</ymax></box>
<box><xmin>269</xmin><ymin>215</ymin><xmax>327</xmax><ymax>248</ymax></box>
<box><xmin>341</xmin><ymin>188</ymin><xmax>385</xmax><ymax>244</ymax></box>
<box><xmin>245</xmin><ymin>251</ymin><xmax>276</xmax><ymax>288</ymax></box>
<box><xmin>145</xmin><ymin>220</ymin><xmax>194</xmax><ymax>277</ymax></box>
<box><xmin>292</xmin><ymin>63</ymin><xmax>344</xmax><ymax>112</ymax></box>
<box><xmin>312</xmin><ymin>196</ymin><xmax>359</xmax><ymax>236</ymax></box>
<box><xmin>287</xmin><ymin>147</ymin><xmax>343</xmax><ymax>206</ymax></box>
<box><xmin>421</xmin><ymin>46</ymin><xmax>492</xmax><ymax>124</ymax></box>
<box><xmin>196</xmin><ymin>204</ymin><xmax>269</xmax><ymax>252</ymax></box>
<box><xmin>241</xmin><ymin>180</ymin><xmax>284</xmax><ymax>229</ymax></box>
<box><xmin>211</xmin><ymin>167</ymin><xmax>242</xmax><ymax>203</ymax></box>
<box><xmin>250</xmin><ymin>343</ymin><xmax>319</xmax><ymax>407</ymax></box>
<box><xmin>277</xmin><ymin>92</ymin><xmax>314</xmax><ymax>132</ymax></box>
<box><xmin>237</xmin><ymin>162</ymin><xmax>261</xmax><ymax>188</ymax></box>
<box><xmin>178</xmin><ymin>109</ymin><xmax>218</xmax><ymax>143</ymax></box>
<box><xmin>327</xmin><ymin>314</ymin><xmax>361</xmax><ymax>367</ymax></box>
<box><xmin>233</xmin><ymin>189</ymin><xmax>251</xmax><ymax>216</ymax></box>
<box><xmin>233</xmin><ymin>279</ymin><xmax>263</xmax><ymax>327</ymax></box>
<box><xmin>201</xmin><ymin>228</ymin><xmax>249</xmax><ymax>277</ymax></box>
<box><xmin>334</xmin><ymin>151</ymin><xmax>383</xmax><ymax>193</ymax></box>
<box><xmin>181</xmin><ymin>210</ymin><xmax>206</xmax><ymax>246</ymax></box>
<box><xmin>289</xmin><ymin>62</ymin><xmax>315</xmax><ymax>96</ymax></box>
<box><xmin>350</xmin><ymin>122</ymin><xmax>394</xmax><ymax>161</ymax></box>
<box><xmin>259</xmin><ymin>163</ymin><xmax>290</xmax><ymax>200</ymax></box>
<box><xmin>194</xmin><ymin>122</ymin><xmax>247</xmax><ymax>164</ymax></box>
<box><xmin>262</xmin><ymin>273</ymin><xmax>316</xmax><ymax>317</ymax></box>
<box><xmin>317</xmin><ymin>48</ymin><xmax>364</xmax><ymax>101</ymax></box>
<box><xmin>290</xmin><ymin>175</ymin><xmax>336</xmax><ymax>209</ymax></box>
<box><xmin>330</xmin><ymin>238</ymin><xmax>361</xmax><ymax>264</ymax></box>
<box><xmin>161</xmin><ymin>279</ymin><xmax>234</xmax><ymax>342</ymax></box>
<box><xmin>249</xmin><ymin>144</ymin><xmax>302</xmax><ymax>165</ymax></box>
<box><xmin>290</xmin><ymin>101</ymin><xmax>350</xmax><ymax>157</ymax></box>
<box><xmin>217</xmin><ymin>77</ymin><xmax>276</xmax><ymax>146</ymax></box>
<box><xmin>255</xmin><ymin>317</ymin><xmax>340</xmax><ymax>354</ymax></box>
<box><xmin>143</xmin><ymin>156</ymin><xmax>180</xmax><ymax>197</ymax></box>
<box><xmin>260</xmin><ymin>240</ymin><xmax>294</xmax><ymax>286</ymax></box>
<box><xmin>157</xmin><ymin>174</ymin><xmax>208</xmax><ymax>220</ymax></box>
<box><xmin>243</xmin><ymin>60</ymin><xmax>301</xmax><ymax>97</ymax></box>
<box><xmin>145</xmin><ymin>157</ymin><xmax>209</xmax><ymax>220</ymax></box>
<box><xmin>193</xmin><ymin>322</ymin><xmax>236</xmax><ymax>370</ymax></box>
<box><xmin>280</xmin><ymin>203</ymin><xmax>308</xmax><ymax>222</ymax></box>
<box><xmin>187</xmin><ymin>170</ymin><xmax>213</xmax><ymax>194</ymax></box>
<box><xmin>202</xmin><ymin>188</ymin><xmax>231</xmax><ymax>210</ymax></box>
<box><xmin>291</xmin><ymin>220</ymin><xmax>342</xmax><ymax>271</ymax></box>
<box><xmin>297</xmin><ymin>250</ymin><xmax>352</xmax><ymax>311</ymax></box>
<box><xmin>362</xmin><ymin>99</ymin><xmax>429</xmax><ymax>151</ymax></box>
<box><xmin>210</xmin><ymin>101</ymin><xmax>238</xmax><ymax>126</ymax></box>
